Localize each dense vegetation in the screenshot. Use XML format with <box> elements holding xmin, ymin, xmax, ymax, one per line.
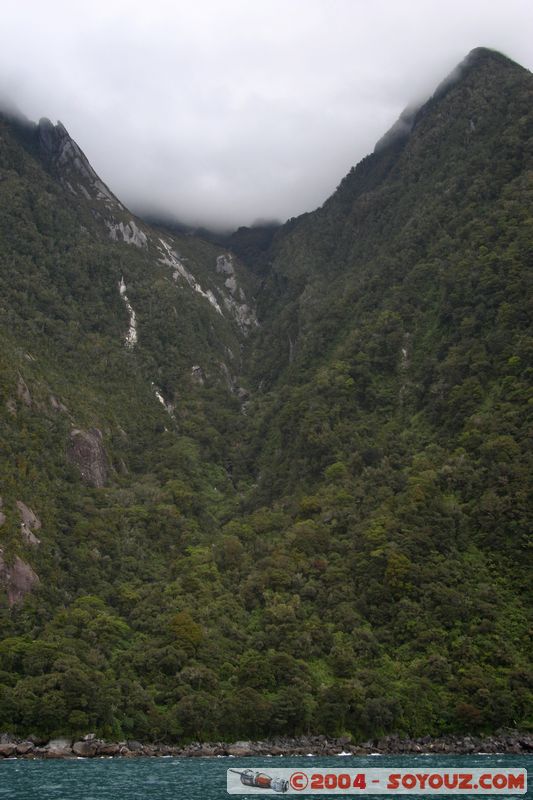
<box><xmin>0</xmin><ymin>47</ymin><xmax>531</xmax><ymax>743</ymax></box>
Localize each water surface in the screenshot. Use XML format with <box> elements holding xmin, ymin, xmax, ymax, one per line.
<box><xmin>0</xmin><ymin>753</ymin><xmax>530</xmax><ymax>799</ymax></box>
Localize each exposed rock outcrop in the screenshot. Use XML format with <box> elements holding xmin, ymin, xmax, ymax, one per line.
<box><xmin>16</xmin><ymin>501</ymin><xmax>41</xmax><ymax>546</ymax></box>
<box><xmin>216</xmin><ymin>254</ymin><xmax>258</xmax><ymax>333</ymax></box>
<box><xmin>72</xmin><ymin>740</ymin><xmax>98</xmax><ymax>757</ymax></box>
<box><xmin>191</xmin><ymin>365</ymin><xmax>205</xmax><ymax>385</ymax></box>
<box><xmin>118</xmin><ymin>277</ymin><xmax>138</xmax><ymax>347</ymax></box>
<box><xmin>67</xmin><ymin>427</ymin><xmax>108</xmax><ymax>487</ymax></box>
<box><xmin>45</xmin><ymin>738</ymin><xmax>72</xmax><ymax>753</ymax></box>
<box><xmin>37</xmin><ymin>118</ymin><xmax>123</xmax><ymax>208</ymax></box>
<box><xmin>0</xmin><ymin>551</ymin><xmax>39</xmax><ymax>606</ymax></box>
<box><xmin>0</xmin><ymin>731</ymin><xmax>530</xmax><ymax>759</ymax></box>
<box><xmin>158</xmin><ymin>238</ymin><xmax>223</xmax><ymax>314</ymax></box>
<box><xmin>151</xmin><ymin>383</ymin><xmax>175</xmax><ymax>417</ymax></box>
<box><xmin>106</xmin><ymin>219</ymin><xmax>148</xmax><ymax>248</ymax></box>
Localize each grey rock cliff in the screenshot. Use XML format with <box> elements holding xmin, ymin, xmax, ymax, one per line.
<box><xmin>0</xmin><ymin>551</ymin><xmax>39</xmax><ymax>607</ymax></box>
<box><xmin>16</xmin><ymin>501</ymin><xmax>42</xmax><ymax>546</ymax></box>
<box><xmin>67</xmin><ymin>427</ymin><xmax>108</xmax><ymax>488</ymax></box>
<box><xmin>37</xmin><ymin>118</ymin><xmax>122</xmax><ymax>207</ymax></box>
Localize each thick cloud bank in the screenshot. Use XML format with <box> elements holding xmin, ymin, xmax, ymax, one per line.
<box><xmin>1</xmin><ymin>0</ymin><xmax>531</xmax><ymax>229</ymax></box>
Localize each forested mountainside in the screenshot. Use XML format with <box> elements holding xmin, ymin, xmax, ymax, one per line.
<box><xmin>0</xmin><ymin>47</ymin><xmax>531</xmax><ymax>743</ymax></box>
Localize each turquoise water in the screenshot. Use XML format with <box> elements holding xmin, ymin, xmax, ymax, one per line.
<box><xmin>0</xmin><ymin>754</ymin><xmax>530</xmax><ymax>799</ymax></box>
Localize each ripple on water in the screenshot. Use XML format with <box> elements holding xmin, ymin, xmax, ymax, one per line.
<box><xmin>0</xmin><ymin>753</ymin><xmax>530</xmax><ymax>800</ymax></box>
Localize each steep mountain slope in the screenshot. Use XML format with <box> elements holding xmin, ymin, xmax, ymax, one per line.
<box><xmin>0</xmin><ymin>107</ymin><xmax>258</xmax><ymax>501</ymax></box>
<box><xmin>246</xmin><ymin>45</ymin><xmax>532</xmax><ymax>551</ymax></box>
<box><xmin>0</xmin><ymin>109</ymin><xmax>261</xmax><ymax>737</ymax></box>
<box><xmin>0</xmin><ymin>48</ymin><xmax>531</xmax><ymax>742</ymax></box>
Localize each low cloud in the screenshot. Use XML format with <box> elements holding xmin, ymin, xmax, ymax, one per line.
<box><xmin>1</xmin><ymin>0</ymin><xmax>531</xmax><ymax>229</ymax></box>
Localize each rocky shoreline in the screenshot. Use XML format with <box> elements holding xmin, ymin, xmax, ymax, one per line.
<box><xmin>0</xmin><ymin>731</ymin><xmax>531</xmax><ymax>760</ymax></box>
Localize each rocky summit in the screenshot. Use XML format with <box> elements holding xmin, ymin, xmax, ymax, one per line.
<box><xmin>0</xmin><ymin>47</ymin><xmax>531</xmax><ymax>745</ymax></box>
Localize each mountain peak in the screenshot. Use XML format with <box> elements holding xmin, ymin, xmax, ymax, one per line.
<box><xmin>429</xmin><ymin>45</ymin><xmax>528</xmax><ymax>107</ymax></box>
<box><xmin>37</xmin><ymin>117</ymin><xmax>65</xmax><ymax>157</ymax></box>
<box><xmin>374</xmin><ymin>46</ymin><xmax>528</xmax><ymax>153</ymax></box>
<box><xmin>462</xmin><ymin>46</ymin><xmax>523</xmax><ymax>69</ymax></box>
<box><xmin>35</xmin><ymin>117</ymin><xmax>123</xmax><ymax>209</ymax></box>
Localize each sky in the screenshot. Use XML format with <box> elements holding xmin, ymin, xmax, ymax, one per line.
<box><xmin>1</xmin><ymin>0</ymin><xmax>532</xmax><ymax>230</ymax></box>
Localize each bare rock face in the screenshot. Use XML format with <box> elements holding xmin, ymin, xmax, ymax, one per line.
<box><xmin>16</xmin><ymin>502</ymin><xmax>41</xmax><ymax>530</ymax></box>
<box><xmin>37</xmin><ymin>118</ymin><xmax>122</xmax><ymax>209</ymax></box>
<box><xmin>16</xmin><ymin>742</ymin><xmax>34</xmax><ymax>755</ymax></box>
<box><xmin>46</xmin><ymin>738</ymin><xmax>72</xmax><ymax>752</ymax></box>
<box><xmin>215</xmin><ymin>254</ymin><xmax>258</xmax><ymax>334</ymax></box>
<box><xmin>67</xmin><ymin>428</ymin><xmax>108</xmax><ymax>487</ymax></box>
<box><xmin>43</xmin><ymin>749</ymin><xmax>71</xmax><ymax>759</ymax></box>
<box><xmin>16</xmin><ymin>501</ymin><xmax>42</xmax><ymax>546</ymax></box>
<box><xmin>72</xmin><ymin>740</ymin><xmax>98</xmax><ymax>757</ymax></box>
<box><xmin>97</xmin><ymin>743</ymin><xmax>120</xmax><ymax>756</ymax></box>
<box><xmin>0</xmin><ymin>551</ymin><xmax>39</xmax><ymax>607</ymax></box>
<box><xmin>227</xmin><ymin>741</ymin><xmax>255</xmax><ymax>757</ymax></box>
<box><xmin>106</xmin><ymin>219</ymin><xmax>148</xmax><ymax>248</ymax></box>
<box><xmin>191</xmin><ymin>365</ymin><xmax>205</xmax><ymax>385</ymax></box>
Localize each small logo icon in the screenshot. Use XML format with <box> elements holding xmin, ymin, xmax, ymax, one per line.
<box><xmin>229</xmin><ymin>769</ymin><xmax>289</xmax><ymax>793</ymax></box>
<box><xmin>290</xmin><ymin>771</ymin><xmax>309</xmax><ymax>791</ymax></box>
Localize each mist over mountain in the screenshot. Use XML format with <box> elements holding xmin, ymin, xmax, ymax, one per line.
<box><xmin>3</xmin><ymin>0</ymin><xmax>531</xmax><ymax>231</ymax></box>
<box><xmin>0</xmin><ymin>47</ymin><xmax>531</xmax><ymax>744</ymax></box>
